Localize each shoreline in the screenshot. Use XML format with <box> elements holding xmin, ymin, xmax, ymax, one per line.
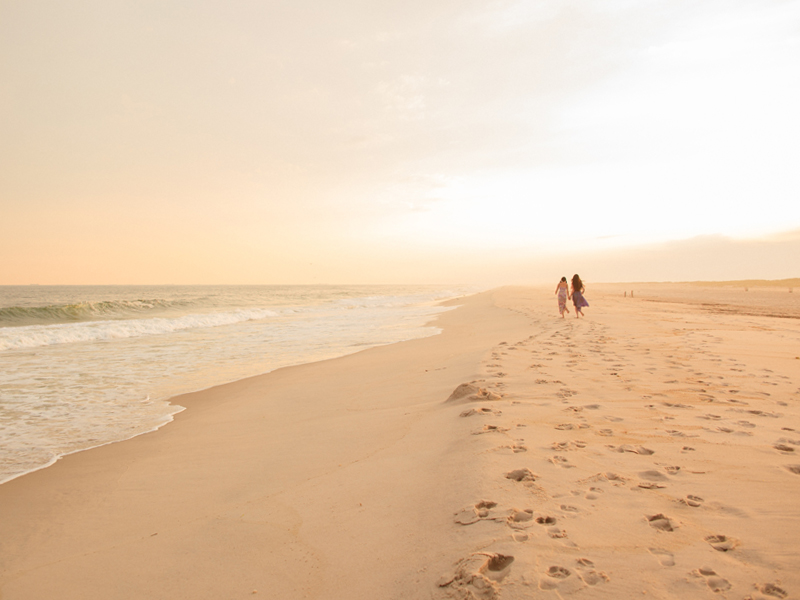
<box><xmin>0</xmin><ymin>295</ymin><xmax>461</xmax><ymax>485</ymax></box>
<box><xmin>1</xmin><ymin>286</ymin><xmax>798</xmax><ymax>599</ymax></box>
<box><xmin>0</xmin><ymin>289</ymin><xmax>526</xmax><ymax>599</ymax></box>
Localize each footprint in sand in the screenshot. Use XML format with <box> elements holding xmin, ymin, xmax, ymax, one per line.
<box><xmin>774</xmin><ymin>444</ymin><xmax>795</xmax><ymax>453</ymax></box>
<box><xmin>506</xmin><ymin>468</ymin><xmax>537</xmax><ymax>482</ymax></box>
<box><xmin>679</xmin><ymin>494</ymin><xmax>704</xmax><ymax>507</ymax></box>
<box><xmin>583</xmin><ymin>471</ymin><xmax>628</xmax><ymax>485</ymax></box>
<box><xmin>460</xmin><ymin>407</ymin><xmax>501</xmax><ymax>418</ymax></box>
<box><xmin>481</xmin><ymin>554</ymin><xmax>515</xmax><ymax>581</ymax></box>
<box><xmin>549</xmin><ymin>455</ymin><xmax>575</xmax><ymax>468</ymax></box>
<box><xmin>538</xmin><ymin>564</ymin><xmax>590</xmax><ymax>594</ymax></box>
<box><xmin>744</xmin><ymin>409</ymin><xmax>780</xmax><ymax>418</ymax></box>
<box><xmin>727</xmin><ymin>397</ymin><xmax>750</xmax><ymax>405</ymax></box>
<box><xmin>705</xmin><ymin>534</ymin><xmax>738</xmax><ymax>552</ymax></box>
<box><xmin>454</xmin><ymin>500</ymin><xmax>500</xmax><ymax>525</ymax></box>
<box><xmin>663</xmin><ymin>402</ymin><xmax>693</xmax><ymax>409</ymax></box>
<box><xmin>536</xmin><ymin>515</ymin><xmax>557</xmax><ymax>525</ymax></box>
<box><xmin>585</xmin><ymin>487</ymin><xmax>603</xmax><ymax>500</ymax></box>
<box><xmin>756</xmin><ymin>583</ymin><xmax>789</xmax><ymax>598</ymax></box>
<box><xmin>647</xmin><ymin>513</ymin><xmax>676</xmax><ymax>532</ymax></box>
<box><xmin>507</xmin><ymin>508</ymin><xmax>534</xmax><ymax>527</ymax></box>
<box><xmin>691</xmin><ymin>567</ymin><xmax>731</xmax><ymax>593</ymax></box>
<box><xmin>574</xmin><ymin>558</ymin><xmax>609</xmax><ymax>585</ymax></box>
<box><xmin>472</xmin><ymin>424</ymin><xmax>510</xmax><ymax>435</ymax></box>
<box><xmin>611</xmin><ymin>444</ymin><xmax>655</xmax><ymax>455</ymax></box>
<box><xmin>667</xmin><ymin>430</ymin><xmax>692</xmax><ymax>437</ymax></box>
<box><xmin>717</xmin><ymin>427</ymin><xmax>753</xmax><ymax>435</ymax></box>
<box><xmin>784</xmin><ymin>465</ymin><xmax>800</xmax><ymax>475</ymax></box>
<box><xmin>546</xmin><ymin>566</ymin><xmax>571</xmax><ymax>579</ymax></box>
<box><xmin>648</xmin><ymin>547</ymin><xmax>675</xmax><ymax>566</ymax></box>
<box><xmin>597</xmin><ymin>428</ymin><xmax>614</xmax><ymax>436</ymax></box>
<box><xmin>511</xmin><ymin>531</ymin><xmax>529</xmax><ymax>542</ymax></box>
<box><xmin>555</xmin><ymin>423</ymin><xmax>589</xmax><ymax>430</ymax></box>
<box><xmin>551</xmin><ymin>440</ymin><xmax>587</xmax><ymax>451</ymax></box>
<box><xmin>698</xmin><ymin>413</ymin><xmax>723</xmax><ymax>421</ymax></box>
<box><xmin>639</xmin><ymin>482</ymin><xmax>667</xmax><ymax>489</ymax></box>
<box><xmin>438</xmin><ymin>552</ymin><xmax>515</xmax><ymax>592</ymax></box>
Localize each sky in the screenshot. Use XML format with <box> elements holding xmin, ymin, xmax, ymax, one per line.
<box><xmin>1</xmin><ymin>0</ymin><xmax>799</xmax><ymax>285</ymax></box>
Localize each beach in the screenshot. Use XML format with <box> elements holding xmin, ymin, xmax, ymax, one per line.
<box><xmin>1</xmin><ymin>285</ymin><xmax>799</xmax><ymax>599</ymax></box>
<box><xmin>0</xmin><ymin>284</ymin><xmax>466</xmax><ymax>485</ymax></box>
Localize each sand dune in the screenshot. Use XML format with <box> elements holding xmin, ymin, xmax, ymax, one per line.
<box><xmin>1</xmin><ymin>286</ymin><xmax>798</xmax><ymax>599</ymax></box>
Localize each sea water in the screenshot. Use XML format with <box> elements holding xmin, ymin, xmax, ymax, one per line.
<box><xmin>0</xmin><ymin>284</ymin><xmax>474</xmax><ymax>484</ymax></box>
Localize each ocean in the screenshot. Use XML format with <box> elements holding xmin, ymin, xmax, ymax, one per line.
<box><xmin>0</xmin><ymin>284</ymin><xmax>474</xmax><ymax>485</ymax></box>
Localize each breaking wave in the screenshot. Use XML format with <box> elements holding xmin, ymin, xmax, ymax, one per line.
<box><xmin>0</xmin><ymin>298</ymin><xmax>192</xmax><ymax>326</ymax></box>
<box><xmin>0</xmin><ymin>308</ymin><xmax>279</xmax><ymax>351</ymax></box>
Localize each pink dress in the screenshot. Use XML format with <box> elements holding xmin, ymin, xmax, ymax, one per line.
<box><xmin>557</xmin><ymin>287</ymin><xmax>568</xmax><ymax>312</ymax></box>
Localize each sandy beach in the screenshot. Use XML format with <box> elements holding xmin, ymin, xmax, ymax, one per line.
<box><xmin>1</xmin><ymin>285</ymin><xmax>799</xmax><ymax>599</ymax></box>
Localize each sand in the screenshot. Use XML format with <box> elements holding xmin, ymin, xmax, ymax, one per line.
<box><xmin>1</xmin><ymin>286</ymin><xmax>799</xmax><ymax>599</ymax></box>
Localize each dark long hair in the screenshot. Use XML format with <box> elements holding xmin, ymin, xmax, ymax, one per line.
<box><xmin>571</xmin><ymin>274</ymin><xmax>584</xmax><ymax>292</ymax></box>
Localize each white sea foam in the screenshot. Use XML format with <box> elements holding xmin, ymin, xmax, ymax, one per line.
<box><xmin>0</xmin><ymin>284</ymin><xmax>477</xmax><ymax>484</ymax></box>
<box><xmin>0</xmin><ymin>308</ymin><xmax>279</xmax><ymax>351</ymax></box>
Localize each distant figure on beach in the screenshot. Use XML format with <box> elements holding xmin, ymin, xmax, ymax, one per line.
<box><xmin>555</xmin><ymin>277</ymin><xmax>570</xmax><ymax>318</ymax></box>
<box><xmin>569</xmin><ymin>274</ymin><xmax>589</xmax><ymax>318</ymax></box>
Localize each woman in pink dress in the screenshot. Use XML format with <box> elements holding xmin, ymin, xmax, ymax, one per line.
<box><xmin>555</xmin><ymin>277</ymin><xmax>570</xmax><ymax>318</ymax></box>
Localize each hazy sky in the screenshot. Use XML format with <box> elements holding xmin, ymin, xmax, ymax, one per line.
<box><xmin>2</xmin><ymin>0</ymin><xmax>799</xmax><ymax>284</ymax></box>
